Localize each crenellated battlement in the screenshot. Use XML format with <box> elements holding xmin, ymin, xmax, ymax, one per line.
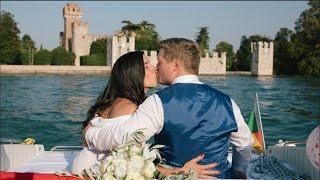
<box><xmin>93</xmin><ymin>35</ymin><xmax>108</xmax><ymax>41</ymax></box>
<box><xmin>198</xmin><ymin>49</ymin><xmax>226</xmax><ymax>75</ymax></box>
<box><xmin>107</xmin><ymin>31</ymin><xmax>135</xmax><ymax>66</ymax></box>
<box><xmin>142</xmin><ymin>50</ymin><xmax>158</xmax><ymax>66</ymax></box>
<box><xmin>72</xmin><ymin>22</ymin><xmax>89</xmax><ymax>34</ymax></box>
<box><xmin>251</xmin><ymin>41</ymin><xmax>273</xmax><ymax>52</ymax></box>
<box><xmin>201</xmin><ymin>50</ymin><xmax>226</xmax><ymax>59</ymax></box>
<box><xmin>63</xmin><ymin>3</ymin><xmax>83</xmax><ymax>18</ymax></box>
<box><xmin>251</xmin><ymin>41</ymin><xmax>274</xmax><ymax>76</ymax></box>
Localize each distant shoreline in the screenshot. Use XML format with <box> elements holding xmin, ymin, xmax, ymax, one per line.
<box><xmin>0</xmin><ymin>65</ymin><xmax>281</xmax><ymax>77</ymax></box>
<box><xmin>0</xmin><ymin>65</ymin><xmax>111</xmax><ymax>75</ymax></box>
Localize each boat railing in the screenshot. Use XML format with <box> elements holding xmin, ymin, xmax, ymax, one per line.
<box><xmin>273</xmin><ymin>140</ymin><xmax>306</xmax><ymax>147</ymax></box>
<box><xmin>50</xmin><ymin>146</ymin><xmax>82</xmax><ymax>151</ymax></box>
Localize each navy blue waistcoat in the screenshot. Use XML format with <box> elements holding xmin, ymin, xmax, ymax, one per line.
<box><xmin>155</xmin><ymin>83</ymin><xmax>238</xmax><ymax>178</ymax></box>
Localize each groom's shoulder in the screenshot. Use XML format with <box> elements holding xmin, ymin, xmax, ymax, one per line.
<box><xmin>155</xmin><ymin>85</ymin><xmax>172</xmax><ymax>97</ymax></box>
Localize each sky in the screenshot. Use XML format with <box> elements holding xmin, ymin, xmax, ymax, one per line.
<box><xmin>1</xmin><ymin>1</ymin><xmax>309</xmax><ymax>51</ymax></box>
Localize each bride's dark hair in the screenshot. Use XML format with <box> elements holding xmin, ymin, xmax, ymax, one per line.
<box><xmin>83</xmin><ymin>51</ymin><xmax>145</xmax><ymax>129</ymax></box>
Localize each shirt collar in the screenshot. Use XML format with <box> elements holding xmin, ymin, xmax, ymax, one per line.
<box><xmin>172</xmin><ymin>75</ymin><xmax>203</xmax><ymax>84</ymax></box>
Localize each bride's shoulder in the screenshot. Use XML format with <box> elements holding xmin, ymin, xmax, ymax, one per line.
<box><xmin>109</xmin><ymin>98</ymin><xmax>137</xmax><ymax>118</ymax></box>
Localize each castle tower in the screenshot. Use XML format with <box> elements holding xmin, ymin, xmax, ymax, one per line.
<box><xmin>107</xmin><ymin>30</ymin><xmax>136</xmax><ymax>67</ymax></box>
<box><xmin>72</xmin><ymin>22</ymin><xmax>94</xmax><ymax>66</ymax></box>
<box><xmin>198</xmin><ymin>50</ymin><xmax>226</xmax><ymax>75</ymax></box>
<box><xmin>63</xmin><ymin>3</ymin><xmax>83</xmax><ymax>52</ymax></box>
<box><xmin>251</xmin><ymin>41</ymin><xmax>274</xmax><ymax>76</ymax></box>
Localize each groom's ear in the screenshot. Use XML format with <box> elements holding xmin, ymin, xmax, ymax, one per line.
<box><xmin>172</xmin><ymin>58</ymin><xmax>182</xmax><ymax>70</ymax></box>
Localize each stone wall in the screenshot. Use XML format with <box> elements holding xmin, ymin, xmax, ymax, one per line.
<box><xmin>142</xmin><ymin>50</ymin><xmax>158</xmax><ymax>66</ymax></box>
<box><xmin>0</xmin><ymin>65</ymin><xmax>111</xmax><ymax>74</ymax></box>
<box><xmin>251</xmin><ymin>41</ymin><xmax>274</xmax><ymax>76</ymax></box>
<box><xmin>72</xmin><ymin>22</ymin><xmax>93</xmax><ymax>66</ymax></box>
<box><xmin>59</xmin><ymin>3</ymin><xmax>273</xmax><ymax>76</ymax></box>
<box><xmin>199</xmin><ymin>50</ymin><xmax>226</xmax><ymax>75</ymax></box>
<box><xmin>107</xmin><ymin>31</ymin><xmax>135</xmax><ymax>67</ymax></box>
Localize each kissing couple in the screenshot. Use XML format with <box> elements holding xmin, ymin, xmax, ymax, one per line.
<box><xmin>72</xmin><ymin>38</ymin><xmax>253</xmax><ymax>179</ymax></box>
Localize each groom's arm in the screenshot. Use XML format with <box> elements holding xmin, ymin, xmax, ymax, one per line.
<box><xmin>85</xmin><ymin>94</ymin><xmax>164</xmax><ymax>151</ymax></box>
<box><xmin>230</xmin><ymin>99</ymin><xmax>254</xmax><ymax>178</ymax></box>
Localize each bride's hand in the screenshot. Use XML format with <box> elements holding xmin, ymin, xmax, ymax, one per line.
<box><xmin>181</xmin><ymin>153</ymin><xmax>220</xmax><ymax>179</ymax></box>
<box><xmin>82</xmin><ymin>123</ymin><xmax>92</xmax><ymax>147</ymax></box>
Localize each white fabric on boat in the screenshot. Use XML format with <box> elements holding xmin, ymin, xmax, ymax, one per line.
<box><xmin>9</xmin><ymin>151</ymin><xmax>79</xmax><ymax>173</ymax></box>
<box><xmin>72</xmin><ymin>115</ymin><xmax>132</xmax><ymax>174</ymax></box>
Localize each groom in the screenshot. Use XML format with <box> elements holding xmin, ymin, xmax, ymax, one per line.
<box><xmin>85</xmin><ymin>38</ymin><xmax>253</xmax><ymax>178</ymax></box>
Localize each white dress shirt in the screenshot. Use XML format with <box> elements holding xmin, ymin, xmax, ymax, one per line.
<box><xmin>86</xmin><ymin>75</ymin><xmax>253</xmax><ymax>153</ymax></box>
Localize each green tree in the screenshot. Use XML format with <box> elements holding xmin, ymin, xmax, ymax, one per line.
<box><xmin>21</xmin><ymin>34</ymin><xmax>36</xmax><ymax>50</ymax></box>
<box><xmin>273</xmin><ymin>28</ymin><xmax>296</xmax><ymax>75</ymax></box>
<box><xmin>34</xmin><ymin>49</ymin><xmax>52</xmax><ymax>65</ymax></box>
<box><xmin>121</xmin><ymin>20</ymin><xmax>160</xmax><ymax>51</ymax></box>
<box><xmin>298</xmin><ymin>56</ymin><xmax>320</xmax><ymax>76</ymax></box>
<box><xmin>121</xmin><ymin>20</ymin><xmax>140</xmax><ymax>32</ymax></box>
<box><xmin>20</xmin><ymin>48</ymin><xmax>30</xmax><ymax>65</ymax></box>
<box><xmin>235</xmin><ymin>36</ymin><xmax>251</xmax><ymax>71</ymax></box>
<box><xmin>20</xmin><ymin>34</ymin><xmax>36</xmax><ymax>65</ymax></box>
<box><xmin>0</xmin><ymin>11</ymin><xmax>21</xmax><ymax>64</ymax></box>
<box><xmin>51</xmin><ymin>46</ymin><xmax>74</xmax><ymax>65</ymax></box>
<box><xmin>80</xmin><ymin>54</ymin><xmax>106</xmax><ymax>66</ymax></box>
<box><xmin>293</xmin><ymin>0</ymin><xmax>320</xmax><ymax>76</ymax></box>
<box><xmin>195</xmin><ymin>27</ymin><xmax>210</xmax><ymax>56</ymax></box>
<box><xmin>216</xmin><ymin>41</ymin><xmax>236</xmax><ymax>71</ymax></box>
<box><xmin>90</xmin><ymin>38</ymin><xmax>107</xmax><ymax>56</ymax></box>
<box><xmin>235</xmin><ymin>35</ymin><xmax>272</xmax><ymax>71</ymax></box>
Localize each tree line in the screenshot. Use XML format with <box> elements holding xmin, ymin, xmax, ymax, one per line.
<box><xmin>0</xmin><ymin>11</ymin><xmax>74</xmax><ymax>65</ymax></box>
<box><xmin>1</xmin><ymin>1</ymin><xmax>318</xmax><ymax>75</ymax></box>
<box><xmin>195</xmin><ymin>1</ymin><xmax>319</xmax><ymax>76</ymax></box>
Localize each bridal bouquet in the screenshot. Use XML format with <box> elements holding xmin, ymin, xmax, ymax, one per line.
<box><xmin>81</xmin><ymin>130</ymin><xmax>196</xmax><ymax>180</ymax></box>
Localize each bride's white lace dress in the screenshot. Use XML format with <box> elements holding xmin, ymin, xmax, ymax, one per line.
<box><xmin>71</xmin><ymin>115</ymin><xmax>131</xmax><ymax>174</ymax></box>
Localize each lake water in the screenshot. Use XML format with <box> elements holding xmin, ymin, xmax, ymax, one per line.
<box><xmin>0</xmin><ymin>74</ymin><xmax>319</xmax><ymax>150</ymax></box>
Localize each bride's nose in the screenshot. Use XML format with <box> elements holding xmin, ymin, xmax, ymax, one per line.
<box><xmin>150</xmin><ymin>65</ymin><xmax>156</xmax><ymax>72</ymax></box>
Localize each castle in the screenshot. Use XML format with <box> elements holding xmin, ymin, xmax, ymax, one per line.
<box><xmin>251</xmin><ymin>42</ymin><xmax>274</xmax><ymax>76</ymax></box>
<box><xmin>60</xmin><ymin>3</ymin><xmax>273</xmax><ymax>76</ymax></box>
<box><xmin>60</xmin><ymin>3</ymin><xmax>107</xmax><ymax>66</ymax></box>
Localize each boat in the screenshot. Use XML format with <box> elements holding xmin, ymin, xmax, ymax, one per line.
<box><xmin>0</xmin><ymin>139</ymin><xmax>319</xmax><ymax>179</ymax></box>
<box><xmin>1</xmin><ymin>94</ymin><xmax>318</xmax><ymax>179</ymax></box>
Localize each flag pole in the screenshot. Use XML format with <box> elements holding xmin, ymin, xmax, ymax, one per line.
<box><xmin>255</xmin><ymin>93</ymin><xmax>265</xmax><ymax>152</ymax></box>
<box><xmin>255</xmin><ymin>93</ymin><xmax>266</xmax><ymax>172</ymax></box>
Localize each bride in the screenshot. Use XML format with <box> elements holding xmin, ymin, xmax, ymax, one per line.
<box><xmin>72</xmin><ymin>51</ymin><xmax>219</xmax><ymax>178</ymax></box>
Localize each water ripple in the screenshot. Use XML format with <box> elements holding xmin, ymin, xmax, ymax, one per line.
<box><xmin>1</xmin><ymin>75</ymin><xmax>319</xmax><ymax>149</ymax></box>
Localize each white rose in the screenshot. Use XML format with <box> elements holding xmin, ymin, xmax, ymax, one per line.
<box><xmin>106</xmin><ymin>164</ymin><xmax>114</xmax><ymax>172</ymax></box>
<box><xmin>129</xmin><ymin>145</ymin><xmax>142</xmax><ymax>156</ymax></box>
<box><xmin>102</xmin><ymin>172</ymin><xmax>116</xmax><ymax>180</ymax></box>
<box><xmin>143</xmin><ymin>147</ymin><xmax>157</xmax><ymax>161</ymax></box>
<box><xmin>127</xmin><ymin>155</ymin><xmax>145</xmax><ymax>173</ymax></box>
<box><xmin>143</xmin><ymin>161</ymin><xmax>156</xmax><ymax>178</ymax></box>
<box><xmin>113</xmin><ymin>159</ymin><xmax>128</xmax><ymax>178</ymax></box>
<box><xmin>99</xmin><ymin>162</ymin><xmax>108</xmax><ymax>174</ymax></box>
<box><xmin>116</xmin><ymin>148</ymin><xmax>128</xmax><ymax>159</ymax></box>
<box><xmin>125</xmin><ymin>172</ymin><xmax>145</xmax><ymax>180</ymax></box>
<box><xmin>105</xmin><ymin>155</ymin><xmax>114</xmax><ymax>165</ymax></box>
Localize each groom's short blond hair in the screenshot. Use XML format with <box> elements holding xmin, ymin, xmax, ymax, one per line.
<box><xmin>159</xmin><ymin>38</ymin><xmax>200</xmax><ymax>75</ymax></box>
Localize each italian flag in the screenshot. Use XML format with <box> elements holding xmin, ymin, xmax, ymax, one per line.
<box><xmin>247</xmin><ymin>94</ymin><xmax>265</xmax><ymax>153</ymax></box>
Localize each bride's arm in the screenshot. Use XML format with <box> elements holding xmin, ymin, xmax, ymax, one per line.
<box><xmin>156</xmin><ymin>154</ymin><xmax>220</xmax><ymax>179</ymax></box>
<box><xmin>82</xmin><ymin>123</ymin><xmax>91</xmax><ymax>147</ymax></box>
